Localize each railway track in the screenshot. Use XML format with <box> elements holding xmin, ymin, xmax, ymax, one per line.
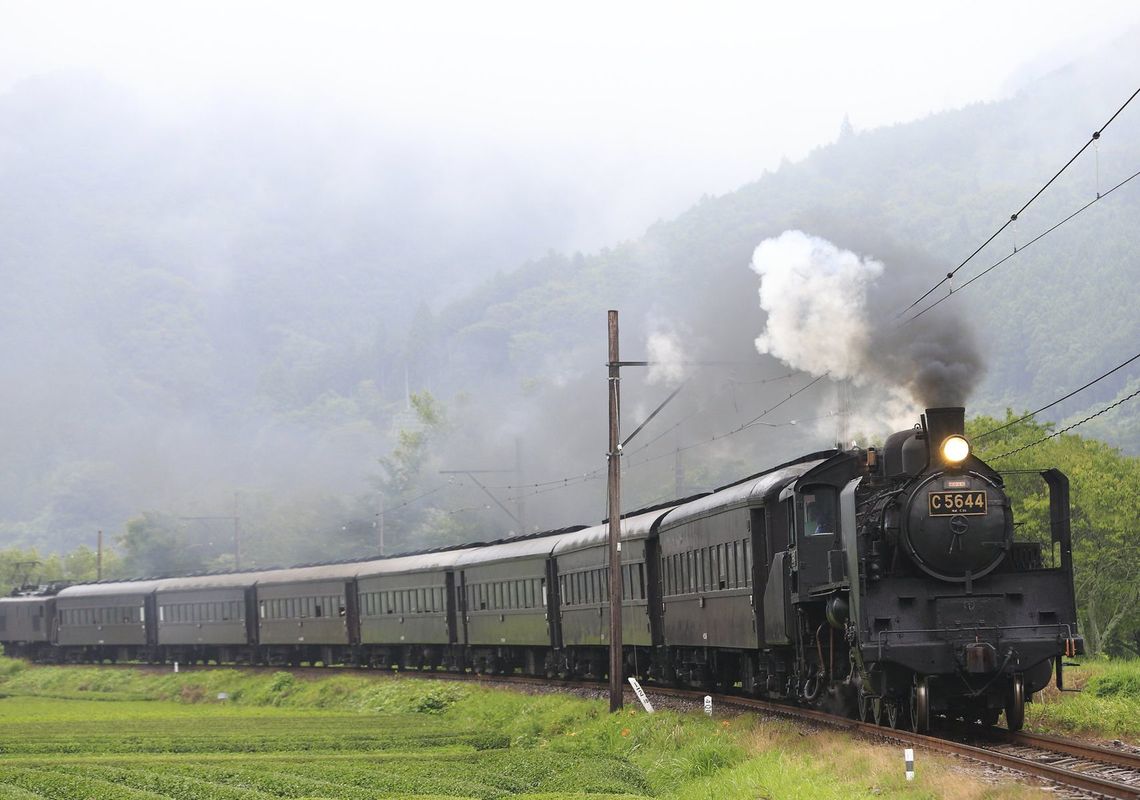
<box><xmin>648</xmin><ymin>687</ymin><xmax>1140</xmax><ymax>799</ymax></box>
<box><xmin>24</xmin><ymin>661</ymin><xmax>1140</xmax><ymax>798</ymax></box>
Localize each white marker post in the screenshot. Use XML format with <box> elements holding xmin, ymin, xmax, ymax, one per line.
<box><xmin>173</xmin><ymin>661</ymin><xmax>179</xmax><ymax>673</ymax></box>
<box><xmin>627</xmin><ymin>677</ymin><xmax>655</xmax><ymax>714</ymax></box>
<box><xmin>704</xmin><ymin>695</ymin><xmax>713</xmax><ymax>716</ymax></box>
<box><xmin>904</xmin><ymin>748</ymin><xmax>915</xmax><ymax>781</ymax></box>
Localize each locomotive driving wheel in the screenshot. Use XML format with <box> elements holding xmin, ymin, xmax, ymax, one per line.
<box><xmin>1005</xmin><ymin>673</ymin><xmax>1025</xmax><ymax>732</ymax></box>
<box><xmin>857</xmin><ymin>692</ymin><xmax>870</xmax><ymax>722</ymax></box>
<box><xmin>871</xmin><ymin>696</ymin><xmax>883</xmax><ymax>726</ymax></box>
<box><xmin>909</xmin><ymin>677</ymin><xmax>930</xmax><ymax>734</ymax></box>
<box><xmin>885</xmin><ymin>699</ymin><xmax>900</xmax><ymax>729</ymax></box>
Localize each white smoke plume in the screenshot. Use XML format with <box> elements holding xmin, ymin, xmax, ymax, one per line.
<box><xmin>646</xmin><ymin>327</ymin><xmax>689</xmax><ymax>386</ymax></box>
<box><xmin>750</xmin><ymin>229</ymin><xmax>985</xmax><ymax>433</ymax></box>
<box><xmin>752</xmin><ymin>230</ymin><xmax>882</xmax><ymax>381</ymax></box>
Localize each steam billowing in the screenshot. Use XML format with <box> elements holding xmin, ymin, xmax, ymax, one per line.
<box><xmin>646</xmin><ymin>326</ymin><xmax>689</xmax><ymax>386</ymax></box>
<box><xmin>751</xmin><ymin>230</ymin><xmax>985</xmax><ymax>429</ymax></box>
<box><xmin>752</xmin><ymin>231</ymin><xmax>883</xmax><ymax>379</ymax></box>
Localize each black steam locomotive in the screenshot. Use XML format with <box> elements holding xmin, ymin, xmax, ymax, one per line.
<box><xmin>0</xmin><ymin>407</ymin><xmax>1081</xmax><ymax>731</ymax></box>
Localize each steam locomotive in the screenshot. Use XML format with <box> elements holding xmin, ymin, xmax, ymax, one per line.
<box><xmin>0</xmin><ymin>407</ymin><xmax>1081</xmax><ymax>731</ymax></box>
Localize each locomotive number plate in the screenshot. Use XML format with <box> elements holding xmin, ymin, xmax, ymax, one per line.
<box><xmin>928</xmin><ymin>491</ymin><xmax>987</xmax><ymax>516</ymax></box>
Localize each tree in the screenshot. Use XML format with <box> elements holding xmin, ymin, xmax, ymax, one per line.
<box><xmin>0</xmin><ymin>543</ymin><xmax>124</xmax><ymax>594</ymax></box>
<box><xmin>969</xmin><ymin>412</ymin><xmax>1140</xmax><ymax>655</ymax></box>
<box><xmin>373</xmin><ymin>391</ymin><xmax>449</xmax><ymax>553</ymax></box>
<box><xmin>378</xmin><ymin>391</ymin><xmax>447</xmax><ymax>498</ymax></box>
<box><xmin>117</xmin><ymin>512</ymin><xmax>208</xmax><ymax>577</ymax></box>
<box><xmin>838</xmin><ymin>113</ymin><xmax>855</xmax><ymax>140</ymax></box>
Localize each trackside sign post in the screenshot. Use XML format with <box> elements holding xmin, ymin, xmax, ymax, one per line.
<box><xmin>627</xmin><ymin>677</ymin><xmax>654</xmax><ymax>713</ymax></box>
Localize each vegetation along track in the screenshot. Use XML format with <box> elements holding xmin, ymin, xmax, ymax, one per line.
<box><xmin>32</xmin><ymin>661</ymin><xmax>1140</xmax><ymax>798</ymax></box>
<box><xmin>649</xmin><ymin>686</ymin><xmax>1140</xmax><ymax>799</ymax></box>
<box><xmin>464</xmin><ymin>672</ymin><xmax>1140</xmax><ymax>799</ymax></box>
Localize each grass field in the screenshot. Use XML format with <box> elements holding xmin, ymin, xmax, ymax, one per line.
<box><xmin>1025</xmin><ymin>657</ymin><xmax>1140</xmax><ymax>740</ymax></box>
<box><xmin>0</xmin><ymin>657</ymin><xmax>1088</xmax><ymax>799</ymax></box>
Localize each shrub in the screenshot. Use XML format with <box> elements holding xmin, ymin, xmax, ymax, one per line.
<box><xmin>1086</xmin><ymin>662</ymin><xmax>1140</xmax><ymax>698</ymax></box>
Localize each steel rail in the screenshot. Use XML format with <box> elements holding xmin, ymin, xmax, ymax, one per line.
<box><xmin>1005</xmin><ymin>730</ymin><xmax>1140</xmax><ymax>772</ymax></box>
<box><xmin>646</xmin><ymin>686</ymin><xmax>1140</xmax><ymax>799</ymax></box>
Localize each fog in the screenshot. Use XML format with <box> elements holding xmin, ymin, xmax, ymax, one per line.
<box><xmin>1</xmin><ymin>2</ymin><xmax>1138</xmax><ymax>569</ymax></box>
<box><xmin>2</xmin><ymin>1</ymin><xmax>1134</xmax><ymax>251</ymax></box>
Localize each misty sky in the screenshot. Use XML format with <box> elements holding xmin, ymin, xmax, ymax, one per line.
<box><xmin>3</xmin><ymin>0</ymin><xmax>1138</xmax><ymax>250</ymax></box>
<box><xmin>3</xmin><ymin>1</ymin><xmax>1140</xmax><ymax>558</ymax></box>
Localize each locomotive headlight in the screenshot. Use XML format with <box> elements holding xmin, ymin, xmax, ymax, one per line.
<box><xmin>940</xmin><ymin>435</ymin><xmax>971</xmax><ymax>464</ymax></box>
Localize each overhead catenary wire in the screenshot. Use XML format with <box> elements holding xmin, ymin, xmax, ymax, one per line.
<box><xmin>897</xmin><ymin>85</ymin><xmax>1140</xmax><ymax>320</ymax></box>
<box><xmin>975</xmin><ymin>349</ymin><xmax>1140</xmax><ymax>440</ymax></box>
<box><xmin>620</xmin><ymin>369</ymin><xmax>801</xmax><ymax>460</ymax></box>
<box><xmin>985</xmin><ymin>385</ymin><xmax>1140</xmax><ymax>462</ymax></box>
<box><xmin>378</xmin><ymin>483</ymin><xmax>451</xmax><ymax>515</ymax></box>
<box><xmin>490</xmin><ymin>376</ymin><xmax>833</xmax><ymax>504</ymax></box>
<box><xmin>415</xmin><ymin>376</ymin><xmax>838</xmax><ymax>519</ymax></box>
<box><xmin>902</xmin><ymin>165</ymin><xmax>1140</xmax><ymax>325</ymax></box>
<box><xmin>724</xmin><ymin>371</ymin><xmax>798</xmax><ymax>386</ymax></box>
<box><xmin>625</xmin><ymin>373</ymin><xmax>831</xmax><ymax>469</ymax></box>
<box><xmin>622</xmin><ymin>378</ymin><xmax>689</xmax><ymax>449</ymax></box>
<box><xmin>477</xmin><ymin>367</ymin><xmax>801</xmax><ymax>492</ymax></box>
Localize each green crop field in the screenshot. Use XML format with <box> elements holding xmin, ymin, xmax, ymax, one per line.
<box><xmin>0</xmin><ymin>657</ymin><xmax>1081</xmax><ymax>799</ymax></box>
<box><xmin>0</xmin><ymin>696</ymin><xmax>644</xmax><ymax>800</ymax></box>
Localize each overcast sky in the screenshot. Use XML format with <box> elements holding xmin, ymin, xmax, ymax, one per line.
<box><xmin>2</xmin><ymin>0</ymin><xmax>1138</xmax><ymax>247</ymax></box>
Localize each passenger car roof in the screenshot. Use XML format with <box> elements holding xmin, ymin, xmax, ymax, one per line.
<box><xmin>253</xmin><ymin>563</ymin><xmax>365</xmax><ymax>586</ymax></box>
<box><xmin>658</xmin><ymin>460</ymin><xmax>825</xmax><ymax>530</ymax></box>
<box><xmin>155</xmin><ymin>572</ymin><xmax>276</xmax><ymax>592</ymax></box>
<box><xmin>551</xmin><ymin>507</ymin><xmax>674</xmax><ymax>556</ymax></box>
<box><xmin>0</xmin><ymin>595</ymin><xmax>54</xmax><ymax>605</ymax></box>
<box><xmin>452</xmin><ymin>529</ymin><xmax>587</xmax><ymax>567</ymax></box>
<box><xmin>353</xmin><ymin>548</ymin><xmax>479</xmax><ymax>577</ymax></box>
<box><xmin>56</xmin><ymin>580</ymin><xmax>169</xmax><ymax>599</ymax></box>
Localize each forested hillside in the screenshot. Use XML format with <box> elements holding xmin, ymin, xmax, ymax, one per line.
<box><xmin>1</xmin><ymin>32</ymin><xmax>1138</xmax><ymax>577</ymax></box>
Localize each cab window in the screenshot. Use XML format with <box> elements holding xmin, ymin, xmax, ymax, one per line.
<box><xmin>803</xmin><ymin>487</ymin><xmax>838</xmax><ymax>536</ymax></box>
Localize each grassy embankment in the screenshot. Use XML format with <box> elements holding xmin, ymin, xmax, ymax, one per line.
<box><xmin>1025</xmin><ymin>657</ymin><xmax>1140</xmax><ymax>739</ymax></box>
<box><xmin>0</xmin><ymin>656</ymin><xmax>1102</xmax><ymax>800</ymax></box>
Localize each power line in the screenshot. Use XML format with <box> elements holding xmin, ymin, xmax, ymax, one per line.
<box><xmin>378</xmin><ymin>483</ymin><xmax>451</xmax><ymax>515</ymax></box>
<box><xmin>628</xmin><ymin>372</ymin><xmax>800</xmax><ymax>456</ymax></box>
<box><xmin>483</xmin><ymin>468</ymin><xmax>604</xmax><ymax>492</ymax></box>
<box><xmin>725</xmin><ymin>371</ymin><xmax>798</xmax><ymax>386</ymax></box>
<box><xmin>743</xmin><ymin>372</ymin><xmax>830</xmax><ymax>427</ymax></box>
<box><xmin>976</xmin><ymin>349</ymin><xmax>1140</xmax><ymax>440</ymax></box>
<box><xmin>901</xmin><ymin>164</ymin><xmax>1140</xmax><ymax>325</ymax></box>
<box><xmin>625</xmin><ymin>373</ymin><xmax>831</xmax><ymax>469</ymax></box>
<box><xmin>622</xmin><ymin>378</ymin><xmax>688</xmax><ymax>449</ymax></box>
<box><xmin>503</xmin><ymin>475</ymin><xmax>607</xmax><ymax>505</ymax></box>
<box><xmin>897</xmin><ymin>85</ymin><xmax>1140</xmax><ymax>319</ymax></box>
<box><xmin>985</xmin><ymin>385</ymin><xmax>1140</xmax><ymax>462</ymax></box>
<box><xmin>623</xmin><ymin>408</ymin><xmax>702</xmax><ymax>458</ymax></box>
<box><xmin>482</xmin><ymin>374</ymin><xmax>830</xmax><ymax>499</ymax></box>
<box><xmin>438</xmin><ymin>380</ymin><xmax>836</xmax><ymax>514</ymax></box>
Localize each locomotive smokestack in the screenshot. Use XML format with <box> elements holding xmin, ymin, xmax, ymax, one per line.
<box><xmin>923</xmin><ymin>406</ymin><xmax>967</xmax><ymax>468</ymax></box>
<box><xmin>923</xmin><ymin>407</ymin><xmax>965</xmax><ymax>444</ymax></box>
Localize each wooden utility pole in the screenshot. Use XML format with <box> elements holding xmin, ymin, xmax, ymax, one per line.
<box><xmin>233</xmin><ymin>492</ymin><xmax>241</xmax><ymax>570</ymax></box>
<box><xmin>674</xmin><ymin>426</ymin><xmax>684</xmax><ymax>497</ymax></box>
<box><xmin>607</xmin><ymin>310</ymin><xmax>624</xmax><ymax>712</ymax></box>
<box><xmin>377</xmin><ymin>493</ymin><xmax>385</xmax><ymax>555</ymax></box>
<box><xmin>515</xmin><ymin>437</ymin><xmax>526</xmax><ymax>534</ymax></box>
